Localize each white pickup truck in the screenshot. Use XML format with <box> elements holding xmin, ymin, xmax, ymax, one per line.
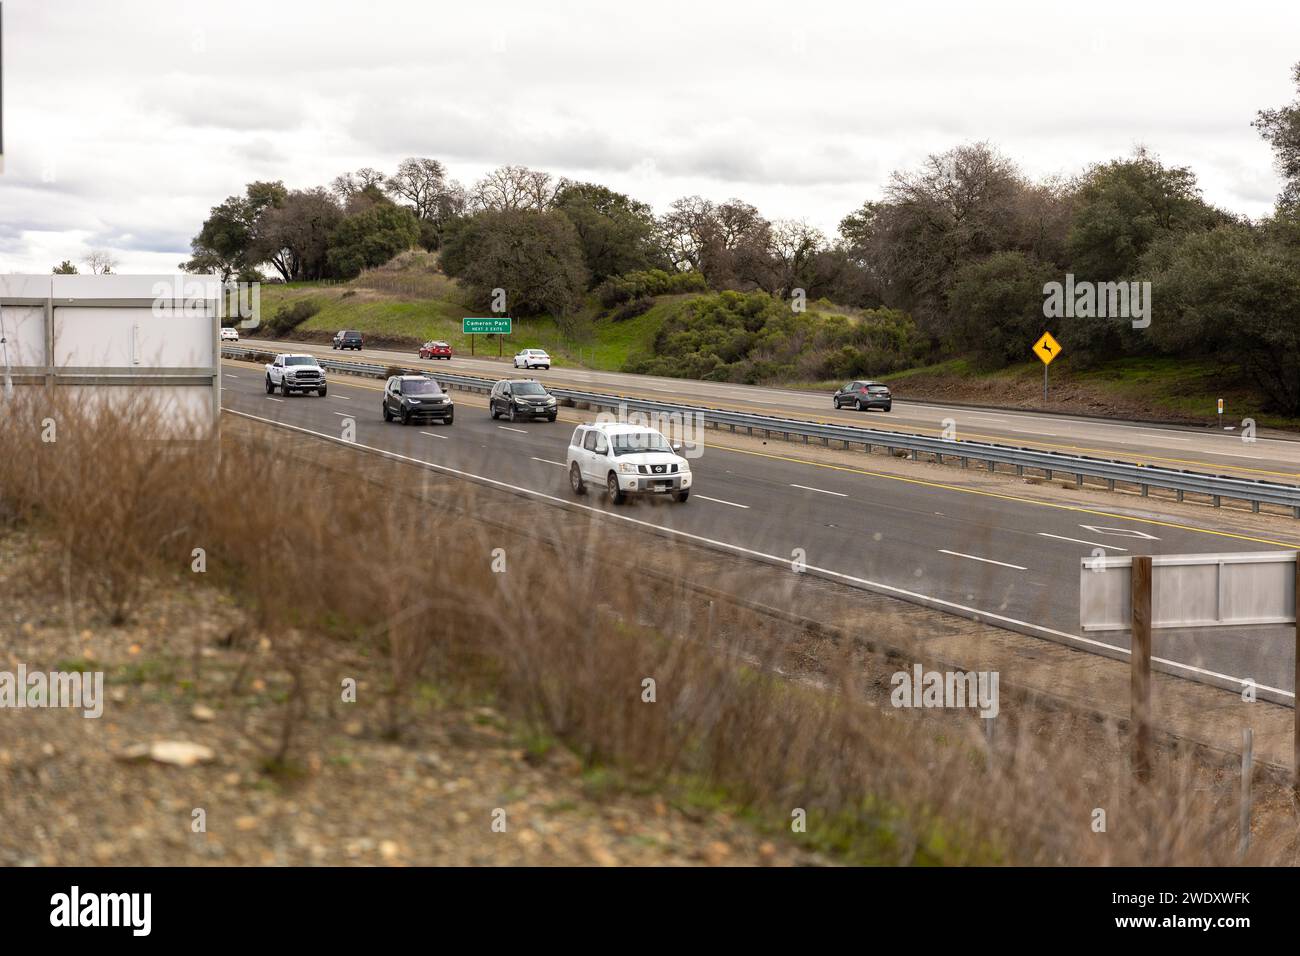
<box><xmin>265</xmin><ymin>353</ymin><xmax>328</xmax><ymax>397</ymax></box>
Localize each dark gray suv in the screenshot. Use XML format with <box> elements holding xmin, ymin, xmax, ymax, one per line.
<box><xmin>833</xmin><ymin>380</ymin><xmax>892</xmax><ymax>412</ymax></box>
<box><xmin>489</xmin><ymin>379</ymin><xmax>558</xmax><ymax>422</ymax></box>
<box><xmin>383</xmin><ymin>375</ymin><xmax>454</xmax><ymax>425</ymax></box>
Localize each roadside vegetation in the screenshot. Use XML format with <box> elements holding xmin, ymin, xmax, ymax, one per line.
<box><xmin>179</xmin><ymin>63</ymin><xmax>1300</xmax><ymax>423</ymax></box>
<box><xmin>2</xmin><ymin>393</ymin><xmax>1298</xmax><ymax>864</ymax></box>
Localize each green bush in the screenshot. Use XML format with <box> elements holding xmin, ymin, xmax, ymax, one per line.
<box><xmin>610</xmin><ymin>296</ymin><xmax>654</xmax><ymax>322</ymax></box>
<box><xmin>595</xmin><ymin>269</ymin><xmax>708</xmax><ymax>309</ymax></box>
<box><xmin>265</xmin><ymin>299</ymin><xmax>320</xmax><ymax>337</ymax></box>
<box><xmin>623</xmin><ymin>291</ymin><xmax>928</xmax><ymax>383</ymax></box>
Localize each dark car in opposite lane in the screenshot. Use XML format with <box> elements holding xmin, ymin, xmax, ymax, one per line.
<box><xmin>333</xmin><ymin>330</ymin><xmax>364</xmax><ymax>350</ymax></box>
<box><xmin>833</xmin><ymin>380</ymin><xmax>892</xmax><ymax>412</ymax></box>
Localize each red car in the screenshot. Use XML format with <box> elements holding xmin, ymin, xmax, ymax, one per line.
<box><xmin>419</xmin><ymin>340</ymin><xmax>453</xmax><ymax>360</ymax></box>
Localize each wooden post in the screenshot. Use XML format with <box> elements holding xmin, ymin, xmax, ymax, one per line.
<box><xmin>1240</xmin><ymin>727</ymin><xmax>1253</xmax><ymax>858</ymax></box>
<box><xmin>1131</xmin><ymin>555</ymin><xmax>1153</xmax><ymax>783</ymax></box>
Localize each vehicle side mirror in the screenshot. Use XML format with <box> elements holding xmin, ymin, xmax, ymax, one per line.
<box><xmin>672</xmin><ymin>442</ymin><xmax>683</xmax><ymax>454</ymax></box>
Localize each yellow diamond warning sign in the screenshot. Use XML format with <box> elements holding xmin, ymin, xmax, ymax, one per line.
<box><xmin>1032</xmin><ymin>331</ymin><xmax>1061</xmax><ymax>366</ymax></box>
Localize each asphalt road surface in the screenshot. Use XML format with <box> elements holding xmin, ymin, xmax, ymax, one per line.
<box><xmin>221</xmin><ymin>360</ymin><xmax>1300</xmax><ymax>700</ymax></box>
<box><xmin>237</xmin><ymin>337</ymin><xmax>1300</xmax><ymax>483</ymax></box>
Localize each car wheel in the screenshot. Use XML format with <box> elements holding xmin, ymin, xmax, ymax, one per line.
<box><xmin>282</xmin><ymin>380</ymin><xmax>292</xmax><ymax>396</ymax></box>
<box><xmin>490</xmin><ymin>403</ymin><xmax>499</xmax><ymax>419</ymax></box>
<box><xmin>547</xmin><ymin>414</ymin><xmax>557</xmax><ymax>423</ymax></box>
<box><xmin>444</xmin><ymin>412</ymin><xmax>454</xmax><ymax>425</ymax></box>
<box><xmin>674</xmin><ymin>489</ymin><xmax>690</xmax><ymax>503</ymax></box>
<box><xmin>855</xmin><ymin>398</ymin><xmax>864</xmax><ymax>411</ymax></box>
<box><xmin>400</xmin><ymin>407</ymin><xmax>410</xmax><ymax>426</ymax></box>
<box><xmin>570</xmin><ymin>463</ymin><xmax>586</xmax><ymax>495</ymax></box>
<box><xmin>832</xmin><ymin>397</ymin><xmax>840</xmax><ymax>408</ymax></box>
<box><xmin>542</xmin><ymin>365</ymin><xmax>550</xmax><ymax>370</ymax></box>
<box><xmin>265</xmin><ymin>375</ymin><xmax>274</xmax><ymax>394</ymax></box>
<box><xmin>318</xmin><ymin>385</ymin><xmax>327</xmax><ymax>397</ymax></box>
<box><xmin>383</xmin><ymin>403</ymin><xmax>392</xmax><ymax>422</ymax></box>
<box><xmin>607</xmin><ymin>473</ymin><xmax>626</xmax><ymax>505</ymax></box>
<box><xmin>507</xmin><ymin>405</ymin><xmax>516</xmax><ymax>423</ymax></box>
<box><xmin>884</xmin><ymin>403</ymin><xmax>892</xmax><ymax>412</ymax></box>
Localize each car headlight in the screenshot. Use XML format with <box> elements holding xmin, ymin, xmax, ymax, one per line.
<box><xmin>618</xmin><ymin>463</ymin><xmax>638</xmax><ymax>474</ymax></box>
<box><xmin>544</xmin><ymin>396</ymin><xmax>556</xmax><ymax>404</ymax></box>
<box><xmin>678</xmin><ymin>461</ymin><xmax>690</xmax><ymax>473</ymax></box>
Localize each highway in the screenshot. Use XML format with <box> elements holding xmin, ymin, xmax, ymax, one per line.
<box><xmin>222</xmin><ymin>360</ymin><xmax>1299</xmax><ymax>700</ymax></box>
<box><xmin>238</xmin><ymin>336</ymin><xmax>1300</xmax><ymax>482</ymax></box>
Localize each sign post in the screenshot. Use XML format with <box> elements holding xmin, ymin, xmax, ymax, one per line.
<box><xmin>1218</xmin><ymin>397</ymin><xmax>1224</xmax><ymax>428</ymax></box>
<box><xmin>463</xmin><ymin>317</ymin><xmax>512</xmax><ymax>360</ymax></box>
<box><xmin>1032</xmin><ymin>331</ymin><xmax>1061</xmax><ymax>403</ymax></box>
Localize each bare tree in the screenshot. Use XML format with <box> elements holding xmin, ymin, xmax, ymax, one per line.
<box><xmin>768</xmin><ymin>219</ymin><xmax>828</xmax><ymax>297</ymax></box>
<box><xmin>83</xmin><ymin>250</ymin><xmax>118</xmax><ymax>275</ymax></box>
<box><xmin>655</xmin><ymin>196</ymin><xmax>716</xmax><ymax>271</ymax></box>
<box><xmin>471</xmin><ymin>165</ymin><xmax>558</xmax><ymax>212</ymax></box>
<box><xmin>331</xmin><ymin>166</ymin><xmax>388</xmax><ymax>201</ymax></box>
<box><xmin>385</xmin><ymin>157</ymin><xmax>448</xmax><ymax>220</ymax></box>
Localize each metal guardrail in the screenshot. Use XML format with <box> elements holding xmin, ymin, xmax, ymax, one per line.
<box><xmin>222</xmin><ymin>346</ymin><xmax>1300</xmax><ymax>515</ymax></box>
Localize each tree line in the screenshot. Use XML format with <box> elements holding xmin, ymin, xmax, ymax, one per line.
<box><xmin>184</xmin><ymin>63</ymin><xmax>1300</xmax><ymax>410</ymax></box>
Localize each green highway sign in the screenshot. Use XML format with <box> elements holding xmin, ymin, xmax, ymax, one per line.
<box><xmin>462</xmin><ymin>317</ymin><xmax>512</xmax><ymax>334</ymax></box>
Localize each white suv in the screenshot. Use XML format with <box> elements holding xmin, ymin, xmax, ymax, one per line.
<box><xmin>567</xmin><ymin>422</ymin><xmax>691</xmax><ymax>504</ymax></box>
<box><xmin>514</xmin><ymin>348</ymin><xmax>551</xmax><ymax>370</ymax></box>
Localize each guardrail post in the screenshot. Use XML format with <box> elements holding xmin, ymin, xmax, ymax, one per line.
<box><xmin>1131</xmin><ymin>555</ymin><xmax>1153</xmax><ymax>785</ymax></box>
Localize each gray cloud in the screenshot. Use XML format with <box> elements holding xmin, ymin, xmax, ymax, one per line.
<box><xmin>1</xmin><ymin>0</ymin><xmax>1297</xmax><ymax>273</ymax></box>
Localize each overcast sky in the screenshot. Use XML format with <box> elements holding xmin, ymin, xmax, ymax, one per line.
<box><xmin>1</xmin><ymin>0</ymin><xmax>1298</xmax><ymax>274</ymax></box>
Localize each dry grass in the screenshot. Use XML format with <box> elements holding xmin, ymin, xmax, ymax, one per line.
<box><xmin>1</xmin><ymin>390</ymin><xmax>1298</xmax><ymax>865</ymax></box>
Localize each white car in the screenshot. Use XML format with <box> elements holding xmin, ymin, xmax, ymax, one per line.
<box><xmin>220</xmin><ymin>327</ymin><xmax>239</xmax><ymax>342</ymax></box>
<box><xmin>567</xmin><ymin>422</ymin><xmax>691</xmax><ymax>504</ymax></box>
<box><xmin>514</xmin><ymin>348</ymin><xmax>551</xmax><ymax>370</ymax></box>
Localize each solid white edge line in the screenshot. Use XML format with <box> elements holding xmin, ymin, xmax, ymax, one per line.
<box><xmin>1037</xmin><ymin>532</ymin><xmax>1129</xmax><ymax>552</ymax></box>
<box><xmin>265</xmin><ymin>397</ymin><xmax>283</xmax><ymax>403</ymax></box>
<box><xmin>790</xmin><ymin>483</ymin><xmax>848</xmax><ymax>497</ymax></box>
<box><xmin>420</xmin><ymin>431</ymin><xmax>449</xmax><ymax>440</ymax></box>
<box><xmin>938</xmin><ymin>549</ymin><xmax>1029</xmax><ymax>571</ymax></box>
<box><xmin>498</xmin><ymin>426</ymin><xmax>528</xmax><ymax>434</ymax></box>
<box><xmin>531</xmin><ymin>457</ymin><xmax>565</xmax><ymax>467</ymax></box>
<box><xmin>693</xmin><ymin>494</ymin><xmax>749</xmax><ymax>509</ymax></box>
<box><xmin>222</xmin><ymin>408</ymin><xmax>1293</xmax><ymax>699</ymax></box>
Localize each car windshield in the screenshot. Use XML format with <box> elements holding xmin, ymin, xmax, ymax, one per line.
<box><xmin>513</xmin><ymin>383</ymin><xmax>546</xmax><ymax>396</ymax></box>
<box><xmin>403</xmin><ymin>379</ymin><xmax>441</xmax><ymax>395</ymax></box>
<box><xmin>867</xmin><ymin>385</ymin><xmax>888</xmax><ymax>392</ymax></box>
<box><xmin>285</xmin><ymin>356</ymin><xmax>317</xmax><ymax>366</ymax></box>
<box><xmin>610</xmin><ymin>431</ymin><xmax>671</xmax><ymax>455</ymax></box>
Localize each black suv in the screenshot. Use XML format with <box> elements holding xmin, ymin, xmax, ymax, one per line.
<box><xmin>833</xmin><ymin>380</ymin><xmax>892</xmax><ymax>412</ymax></box>
<box><xmin>383</xmin><ymin>375</ymin><xmax>454</xmax><ymax>425</ymax></box>
<box><xmin>333</xmin><ymin>330</ymin><xmax>363</xmax><ymax>350</ymax></box>
<box><xmin>489</xmin><ymin>379</ymin><xmax>558</xmax><ymax>422</ymax></box>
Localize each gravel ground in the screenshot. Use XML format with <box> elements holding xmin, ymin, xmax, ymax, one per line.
<box><xmin>0</xmin><ymin>531</ymin><xmax>822</xmax><ymax>867</ymax></box>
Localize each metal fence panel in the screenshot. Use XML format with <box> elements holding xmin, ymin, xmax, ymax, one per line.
<box><xmin>1080</xmin><ymin>552</ymin><xmax>1298</xmax><ymax>631</ymax></box>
